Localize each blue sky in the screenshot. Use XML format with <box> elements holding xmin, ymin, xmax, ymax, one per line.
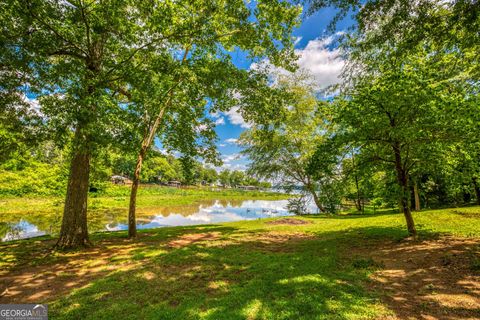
<box><xmin>205</xmin><ymin>6</ymin><xmax>354</xmax><ymax>172</ymax></box>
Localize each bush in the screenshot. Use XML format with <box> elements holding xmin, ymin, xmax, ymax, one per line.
<box><xmin>0</xmin><ymin>162</ymin><xmax>67</xmax><ymax>197</ymax></box>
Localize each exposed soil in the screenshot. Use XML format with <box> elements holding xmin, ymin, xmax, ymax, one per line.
<box><xmin>167</xmin><ymin>232</ymin><xmax>222</xmax><ymax>248</ymax></box>
<box><xmin>363</xmin><ymin>237</ymin><xmax>480</xmax><ymax>320</ymax></box>
<box><xmin>0</xmin><ymin>237</ymin><xmax>143</xmax><ymax>304</ymax></box>
<box><xmin>266</xmin><ymin>218</ymin><xmax>311</xmax><ymax>225</ymax></box>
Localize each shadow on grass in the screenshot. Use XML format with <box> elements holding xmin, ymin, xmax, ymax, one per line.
<box><xmin>298</xmin><ymin>210</ymin><xmax>399</xmax><ymax>220</ymax></box>
<box><xmin>3</xmin><ymin>222</ymin><xmax>478</xmax><ymax>320</ymax></box>
<box><xmin>43</xmin><ymin>225</ymin><xmax>443</xmax><ymax>320</ymax></box>
<box><xmin>46</xmin><ymin>234</ymin><xmax>375</xmax><ymax>319</ymax></box>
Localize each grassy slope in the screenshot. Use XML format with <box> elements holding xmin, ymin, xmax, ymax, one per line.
<box><xmin>1</xmin><ymin>206</ymin><xmax>479</xmax><ymax>319</ymax></box>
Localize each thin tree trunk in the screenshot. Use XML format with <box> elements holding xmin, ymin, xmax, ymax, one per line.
<box><xmin>307</xmin><ymin>183</ymin><xmax>326</xmax><ymax>213</ymax></box>
<box><xmin>127</xmin><ymin>121</ymin><xmax>163</xmax><ymax>238</ymax></box>
<box><xmin>56</xmin><ymin>126</ymin><xmax>91</xmax><ymax>249</ymax></box>
<box><xmin>393</xmin><ymin>143</ymin><xmax>417</xmax><ymax>237</ymax></box>
<box><xmin>128</xmin><ymin>147</ymin><xmax>147</xmax><ymax>238</ymax></box>
<box><xmin>354</xmin><ymin>175</ymin><xmax>362</xmax><ymax>211</ymax></box>
<box><xmin>127</xmin><ymin>103</ymin><xmax>169</xmax><ymax>238</ymax></box>
<box><xmin>352</xmin><ymin>153</ymin><xmax>362</xmax><ymax>212</ymax></box>
<box><xmin>473</xmin><ymin>177</ymin><xmax>480</xmax><ymax>205</ymax></box>
<box><xmin>127</xmin><ymin>47</ymin><xmax>190</xmax><ymax>238</ymax></box>
<box><xmin>413</xmin><ymin>180</ymin><xmax>420</xmax><ymax>211</ymax></box>
<box><xmin>312</xmin><ymin>192</ymin><xmax>326</xmax><ymax>213</ymax></box>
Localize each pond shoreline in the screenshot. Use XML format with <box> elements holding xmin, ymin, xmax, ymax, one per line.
<box><xmin>1</xmin><ymin>189</ymin><xmax>293</xmax><ymax>242</ymax></box>
<box><xmin>0</xmin><ymin>186</ymin><xmax>290</xmax><ymax>214</ymax></box>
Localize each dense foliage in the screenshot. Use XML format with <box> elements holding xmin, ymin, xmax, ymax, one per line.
<box><xmin>0</xmin><ymin>144</ymin><xmax>270</xmax><ymax>197</ymax></box>
<box><xmin>242</xmin><ymin>0</ymin><xmax>480</xmax><ymax>237</ymax></box>
<box><xmin>1</xmin><ymin>0</ymin><xmax>479</xmax><ymax>243</ymax></box>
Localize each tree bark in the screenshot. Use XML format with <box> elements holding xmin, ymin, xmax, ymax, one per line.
<box><xmin>413</xmin><ymin>180</ymin><xmax>420</xmax><ymax>211</ymax></box>
<box><xmin>128</xmin><ymin>145</ymin><xmax>148</xmax><ymax>238</ymax></box>
<box><xmin>352</xmin><ymin>154</ymin><xmax>362</xmax><ymax>212</ymax></box>
<box><xmin>307</xmin><ymin>183</ymin><xmax>326</xmax><ymax>213</ymax></box>
<box><xmin>56</xmin><ymin>126</ymin><xmax>91</xmax><ymax>249</ymax></box>
<box><xmin>392</xmin><ymin>143</ymin><xmax>417</xmax><ymax>237</ymax></box>
<box><xmin>473</xmin><ymin>177</ymin><xmax>480</xmax><ymax>205</ymax></box>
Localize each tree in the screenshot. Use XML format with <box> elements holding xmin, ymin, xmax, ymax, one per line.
<box><xmin>335</xmin><ymin>44</ymin><xmax>474</xmax><ymax>236</ymax></box>
<box><xmin>3</xmin><ymin>0</ymin><xmax>301</xmax><ymax>245</ymax></box>
<box><xmin>201</xmin><ymin>167</ymin><xmax>219</xmax><ymax>185</ymax></box>
<box><xmin>240</xmin><ymin>74</ymin><xmax>331</xmax><ymax>213</ymax></box>
<box><xmin>2</xmin><ymin>1</ymin><xmax>218</xmax><ymax>248</ymax></box>
<box><xmin>229</xmin><ymin>170</ymin><xmax>246</xmax><ymax>187</ymax></box>
<box><xmin>121</xmin><ymin>0</ymin><xmax>301</xmax><ymax>238</ymax></box>
<box><xmin>306</xmin><ymin>0</ymin><xmax>479</xmax><ymax>86</ymax></box>
<box><xmin>219</xmin><ymin>170</ymin><xmax>231</xmax><ymax>187</ymax></box>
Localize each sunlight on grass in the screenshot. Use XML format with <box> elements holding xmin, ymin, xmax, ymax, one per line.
<box><xmin>1</xmin><ymin>206</ymin><xmax>479</xmax><ymax>319</ymax></box>
<box><xmin>278</xmin><ymin>274</ymin><xmax>329</xmax><ymax>285</ymax></box>
<box><xmin>242</xmin><ymin>299</ymin><xmax>263</xmax><ymax>319</ymax></box>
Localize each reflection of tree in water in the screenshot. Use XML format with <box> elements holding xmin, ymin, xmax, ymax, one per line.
<box><xmin>88</xmin><ymin>208</ymin><xmax>126</xmax><ymax>232</ymax></box>
<box><xmin>217</xmin><ymin>199</ymin><xmax>244</xmax><ymax>208</ymax></box>
<box><xmin>0</xmin><ymin>209</ymin><xmax>63</xmax><ymax>241</ymax></box>
<box><xmin>2</xmin><ymin>199</ymin><xmax>276</xmax><ymax>241</ymax></box>
<box><xmin>101</xmin><ymin>199</ymin><xmax>250</xmax><ymax>226</ymax></box>
<box><xmin>0</xmin><ymin>222</ymin><xmax>21</xmax><ymax>240</ymax></box>
<box><xmin>145</xmin><ymin>200</ymin><xmax>217</xmax><ymax>217</ymax></box>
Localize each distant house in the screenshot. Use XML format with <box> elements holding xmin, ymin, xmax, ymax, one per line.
<box><xmin>238</xmin><ymin>185</ymin><xmax>257</xmax><ymax>191</ymax></box>
<box><xmin>111</xmin><ymin>175</ymin><xmax>133</xmax><ymax>185</ymax></box>
<box><xmin>167</xmin><ymin>180</ymin><xmax>181</xmax><ymax>187</ymax></box>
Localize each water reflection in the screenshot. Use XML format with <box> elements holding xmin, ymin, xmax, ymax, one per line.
<box><xmin>1</xmin><ymin>199</ymin><xmax>293</xmax><ymax>242</ymax></box>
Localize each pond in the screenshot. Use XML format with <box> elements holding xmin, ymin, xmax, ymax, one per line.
<box><xmin>1</xmin><ymin>199</ymin><xmax>296</xmax><ymax>242</ymax></box>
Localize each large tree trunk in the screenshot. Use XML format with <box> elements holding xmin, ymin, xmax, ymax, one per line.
<box><xmin>413</xmin><ymin>180</ymin><xmax>421</xmax><ymax>211</ymax></box>
<box><xmin>307</xmin><ymin>183</ymin><xmax>326</xmax><ymax>213</ymax></box>
<box><xmin>473</xmin><ymin>177</ymin><xmax>480</xmax><ymax>205</ymax></box>
<box><xmin>393</xmin><ymin>144</ymin><xmax>417</xmax><ymax>238</ymax></box>
<box><xmin>56</xmin><ymin>127</ymin><xmax>91</xmax><ymax>249</ymax></box>
<box><xmin>128</xmin><ymin>146</ymin><xmax>147</xmax><ymax>238</ymax></box>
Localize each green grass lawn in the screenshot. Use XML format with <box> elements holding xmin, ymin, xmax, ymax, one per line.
<box><xmin>1</xmin><ymin>206</ymin><xmax>479</xmax><ymax>319</ymax></box>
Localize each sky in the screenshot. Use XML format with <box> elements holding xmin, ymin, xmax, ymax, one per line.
<box><xmin>201</xmin><ymin>6</ymin><xmax>354</xmax><ymax>172</ymax></box>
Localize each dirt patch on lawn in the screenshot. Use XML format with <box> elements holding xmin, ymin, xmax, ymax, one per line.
<box><xmin>0</xmin><ymin>238</ymin><xmax>143</xmax><ymax>304</ymax></box>
<box><xmin>363</xmin><ymin>237</ymin><xmax>480</xmax><ymax>320</ymax></box>
<box><xmin>266</xmin><ymin>218</ymin><xmax>311</xmax><ymax>225</ymax></box>
<box><xmin>167</xmin><ymin>232</ymin><xmax>222</xmax><ymax>248</ymax></box>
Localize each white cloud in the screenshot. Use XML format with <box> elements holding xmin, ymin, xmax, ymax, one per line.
<box><xmin>225</xmin><ymin>138</ymin><xmax>238</xmax><ymax>145</ymax></box>
<box><xmin>20</xmin><ymin>94</ymin><xmax>41</xmax><ymax>115</ymax></box>
<box><xmin>218</xmin><ymin>153</ymin><xmax>248</xmax><ymax>172</ymax></box>
<box><xmin>296</xmin><ymin>35</ymin><xmax>344</xmax><ymax>89</ymax></box>
<box><xmin>223</xmin><ymin>163</ymin><xmax>247</xmax><ymax>171</ymax></box>
<box><xmin>294</xmin><ymin>36</ymin><xmax>303</xmax><ymax>47</ymax></box>
<box><xmin>250</xmin><ymin>33</ymin><xmax>345</xmax><ymax>91</ymax></box>
<box><xmin>225</xmin><ymin>106</ymin><xmax>252</xmax><ymax>129</ymax></box>
<box><xmin>214</xmin><ymin>117</ymin><xmax>225</xmax><ymax>125</ymax></box>
<box><xmin>222</xmin><ymin>153</ymin><xmax>240</xmax><ymax>163</ymax></box>
<box><xmin>195</xmin><ymin>123</ymin><xmax>208</xmax><ymax>133</ymax></box>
